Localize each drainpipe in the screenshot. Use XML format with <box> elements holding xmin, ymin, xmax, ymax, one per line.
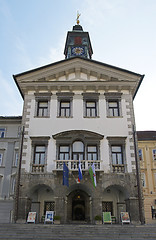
<box><xmin>14</xmin><ymin>126</ymin><xmax>25</xmax><ymax>223</ymax></box>
<box><xmin>133</xmin><ymin>125</ymin><xmax>144</xmax><ymax>224</ymax></box>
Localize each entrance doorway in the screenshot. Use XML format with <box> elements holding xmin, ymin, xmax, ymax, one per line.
<box><xmin>72</xmin><ymin>194</ymin><xmax>85</xmax><ymax>220</ymax></box>
<box><xmin>67</xmin><ymin>189</ymin><xmax>90</xmax><ymax>222</ymax></box>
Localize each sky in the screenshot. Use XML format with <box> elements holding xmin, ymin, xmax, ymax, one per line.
<box><xmin>0</xmin><ymin>0</ymin><xmax>156</xmax><ymax>131</ymax></box>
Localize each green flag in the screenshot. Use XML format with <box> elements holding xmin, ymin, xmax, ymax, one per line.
<box><xmin>89</xmin><ymin>163</ymin><xmax>97</xmax><ymax>188</ymax></box>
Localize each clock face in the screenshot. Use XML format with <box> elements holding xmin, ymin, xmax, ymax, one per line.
<box><xmin>72</xmin><ymin>47</ymin><xmax>84</xmax><ymax>56</ymax></box>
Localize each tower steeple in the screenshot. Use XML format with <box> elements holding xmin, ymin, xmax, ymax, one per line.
<box><xmin>64</xmin><ymin>14</ymin><xmax>93</xmax><ymax>59</ymax></box>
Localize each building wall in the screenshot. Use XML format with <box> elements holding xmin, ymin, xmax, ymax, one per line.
<box><xmin>0</xmin><ymin>118</ymin><xmax>21</xmax><ymax>223</ymax></box>
<box><xmin>138</xmin><ymin>139</ymin><xmax>156</xmax><ymax>223</ymax></box>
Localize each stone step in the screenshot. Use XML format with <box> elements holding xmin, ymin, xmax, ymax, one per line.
<box><xmin>0</xmin><ymin>224</ymin><xmax>156</xmax><ymax>240</ymax></box>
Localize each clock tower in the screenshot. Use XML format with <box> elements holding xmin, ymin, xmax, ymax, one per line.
<box><xmin>64</xmin><ymin>17</ymin><xmax>93</xmax><ymax>59</ymax></box>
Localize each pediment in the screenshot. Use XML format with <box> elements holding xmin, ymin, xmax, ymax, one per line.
<box><xmin>13</xmin><ymin>57</ymin><xmax>144</xmax><ymax>98</ymax></box>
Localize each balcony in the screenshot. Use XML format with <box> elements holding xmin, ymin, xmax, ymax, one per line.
<box><xmin>55</xmin><ymin>160</ymin><xmax>101</xmax><ymax>171</ymax></box>
<box><xmin>32</xmin><ymin>164</ymin><xmax>45</xmax><ymax>173</ymax></box>
<box><xmin>112</xmin><ymin>164</ymin><xmax>125</xmax><ymax>173</ymax></box>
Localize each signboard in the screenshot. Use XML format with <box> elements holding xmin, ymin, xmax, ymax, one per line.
<box><xmin>27</xmin><ymin>212</ymin><xmax>36</xmax><ymax>223</ymax></box>
<box><xmin>120</xmin><ymin>212</ymin><xmax>130</xmax><ymax>224</ymax></box>
<box><xmin>102</xmin><ymin>212</ymin><xmax>112</xmax><ymax>224</ymax></box>
<box><xmin>44</xmin><ymin>211</ymin><xmax>54</xmax><ymax>224</ymax></box>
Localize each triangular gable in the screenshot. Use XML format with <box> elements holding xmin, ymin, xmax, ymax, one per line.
<box><xmin>13</xmin><ymin>57</ymin><xmax>144</xmax><ymax>99</ymax></box>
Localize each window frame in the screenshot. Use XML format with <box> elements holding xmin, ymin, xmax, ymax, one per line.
<box><xmin>108</xmin><ymin>100</ymin><xmax>120</xmax><ymax>117</ymax></box>
<box><xmin>0</xmin><ymin>128</ymin><xmax>6</xmax><ymax>138</ymax></box>
<box><xmin>33</xmin><ymin>145</ymin><xmax>46</xmax><ymax>165</ymax></box>
<box><xmin>105</xmin><ymin>93</ymin><xmax>122</xmax><ymax>118</ymax></box>
<box><xmin>152</xmin><ymin>149</ymin><xmax>156</xmax><ymax>161</ymax></box>
<box><xmin>107</xmin><ymin>137</ymin><xmax>126</xmax><ymax>173</ymax></box>
<box><xmin>138</xmin><ymin>149</ymin><xmax>143</xmax><ymax>161</ymax></box>
<box><xmin>35</xmin><ymin>93</ymin><xmax>52</xmax><ymax>118</ymax></box>
<box><xmin>57</xmin><ymin>92</ymin><xmax>74</xmax><ymax>118</ymax></box>
<box><xmin>59</xmin><ymin>145</ymin><xmax>70</xmax><ymax>160</ymax></box>
<box><xmin>30</xmin><ymin>137</ymin><xmax>50</xmax><ymax>173</ymax></box>
<box><xmin>82</xmin><ymin>93</ymin><xmax>99</xmax><ymax>118</ymax></box>
<box><xmin>0</xmin><ymin>153</ymin><xmax>3</xmax><ymax>166</ymax></box>
<box><xmin>87</xmin><ymin>145</ymin><xmax>98</xmax><ymax>160</ymax></box>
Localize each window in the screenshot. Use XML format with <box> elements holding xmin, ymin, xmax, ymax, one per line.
<box><xmin>53</xmin><ymin>130</ymin><xmax>103</xmax><ymax>170</ymax></box>
<box><xmin>86</xmin><ymin>101</ymin><xmax>97</xmax><ymax>117</ymax></box>
<box><xmin>141</xmin><ymin>173</ymin><xmax>146</xmax><ymax>187</ymax></box>
<box><xmin>14</xmin><ymin>152</ymin><xmax>19</xmax><ymax>167</ymax></box>
<box><xmin>105</xmin><ymin>93</ymin><xmax>122</xmax><ymax>117</ymax></box>
<box><xmin>72</xmin><ymin>141</ymin><xmax>84</xmax><ymax>160</ymax></box>
<box><xmin>34</xmin><ymin>146</ymin><xmax>46</xmax><ymax>165</ymax></box>
<box><xmin>44</xmin><ymin>201</ymin><xmax>55</xmax><ymax>215</ymax></box>
<box><xmin>35</xmin><ymin>93</ymin><xmax>51</xmax><ymax>118</ymax></box>
<box><xmin>0</xmin><ymin>128</ymin><xmax>6</xmax><ymax>138</ymax></box>
<box><xmin>11</xmin><ymin>176</ymin><xmax>16</xmax><ymax>194</ymax></box>
<box><xmin>152</xmin><ymin>149</ymin><xmax>156</xmax><ymax>161</ymax></box>
<box><xmin>37</xmin><ymin>101</ymin><xmax>48</xmax><ymax>117</ymax></box>
<box><xmin>59</xmin><ymin>101</ymin><xmax>71</xmax><ymax>117</ymax></box>
<box><xmin>31</xmin><ymin>137</ymin><xmax>50</xmax><ymax>173</ymax></box>
<box><xmin>87</xmin><ymin>146</ymin><xmax>97</xmax><ymax>160</ymax></box>
<box><xmin>0</xmin><ymin>153</ymin><xmax>3</xmax><ymax>166</ymax></box>
<box><xmin>107</xmin><ymin>137</ymin><xmax>126</xmax><ymax>173</ymax></box>
<box><xmin>83</xmin><ymin>93</ymin><xmax>99</xmax><ymax>118</ymax></box>
<box><xmin>138</xmin><ymin>149</ymin><xmax>143</xmax><ymax>161</ymax></box>
<box><xmin>59</xmin><ymin>146</ymin><xmax>70</xmax><ymax>160</ymax></box>
<box><xmin>57</xmin><ymin>92</ymin><xmax>74</xmax><ymax>118</ymax></box>
<box><xmin>108</xmin><ymin>101</ymin><xmax>119</xmax><ymax>117</ymax></box>
<box><xmin>111</xmin><ymin>146</ymin><xmax>123</xmax><ymax>165</ymax></box>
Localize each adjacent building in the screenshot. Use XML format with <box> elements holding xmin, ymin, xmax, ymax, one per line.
<box><xmin>0</xmin><ymin>116</ymin><xmax>21</xmax><ymax>223</ymax></box>
<box><xmin>12</xmin><ymin>22</ymin><xmax>144</xmax><ymax>224</ymax></box>
<box><xmin>137</xmin><ymin>131</ymin><xmax>156</xmax><ymax>223</ymax></box>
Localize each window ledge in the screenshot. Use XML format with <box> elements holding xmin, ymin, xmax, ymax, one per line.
<box><xmin>107</xmin><ymin>116</ymin><xmax>123</xmax><ymax>118</ymax></box>
<box><xmin>83</xmin><ymin>116</ymin><xmax>100</xmax><ymax>119</ymax></box>
<box><xmin>34</xmin><ymin>116</ymin><xmax>50</xmax><ymax>118</ymax></box>
<box><xmin>57</xmin><ymin>116</ymin><xmax>73</xmax><ymax>118</ymax></box>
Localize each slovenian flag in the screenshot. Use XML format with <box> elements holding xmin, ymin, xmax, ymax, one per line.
<box><xmin>78</xmin><ymin>158</ymin><xmax>83</xmax><ymax>182</ymax></box>
<box><xmin>89</xmin><ymin>163</ymin><xmax>97</xmax><ymax>187</ymax></box>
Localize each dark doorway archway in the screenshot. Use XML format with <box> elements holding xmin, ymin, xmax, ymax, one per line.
<box><xmin>72</xmin><ymin>193</ymin><xmax>85</xmax><ymax>220</ymax></box>
<box><xmin>67</xmin><ymin>189</ymin><xmax>90</xmax><ymax>223</ymax></box>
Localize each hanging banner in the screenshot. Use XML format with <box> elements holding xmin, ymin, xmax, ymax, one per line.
<box><xmin>27</xmin><ymin>212</ymin><xmax>36</xmax><ymax>223</ymax></box>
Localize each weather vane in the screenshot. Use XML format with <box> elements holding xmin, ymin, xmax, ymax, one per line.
<box><xmin>76</xmin><ymin>11</ymin><xmax>81</xmax><ymax>25</ymax></box>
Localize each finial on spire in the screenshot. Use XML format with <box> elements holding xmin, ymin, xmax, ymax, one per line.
<box><xmin>76</xmin><ymin>11</ymin><xmax>81</xmax><ymax>25</ymax></box>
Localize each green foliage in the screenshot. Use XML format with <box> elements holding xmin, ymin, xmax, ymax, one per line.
<box><xmin>94</xmin><ymin>215</ymin><xmax>102</xmax><ymax>220</ymax></box>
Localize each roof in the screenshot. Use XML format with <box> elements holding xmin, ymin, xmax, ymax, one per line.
<box><xmin>137</xmin><ymin>131</ymin><xmax>156</xmax><ymax>141</ymax></box>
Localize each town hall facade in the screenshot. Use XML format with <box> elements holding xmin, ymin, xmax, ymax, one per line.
<box><xmin>12</xmin><ymin>22</ymin><xmax>144</xmax><ymax>223</ymax></box>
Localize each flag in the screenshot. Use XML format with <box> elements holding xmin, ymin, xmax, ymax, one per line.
<box><xmin>89</xmin><ymin>163</ymin><xmax>97</xmax><ymax>187</ymax></box>
<box><xmin>63</xmin><ymin>162</ymin><xmax>69</xmax><ymax>187</ymax></box>
<box><xmin>78</xmin><ymin>158</ymin><xmax>83</xmax><ymax>182</ymax></box>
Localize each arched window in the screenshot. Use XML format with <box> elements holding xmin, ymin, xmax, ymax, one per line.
<box><xmin>72</xmin><ymin>141</ymin><xmax>84</xmax><ymax>160</ymax></box>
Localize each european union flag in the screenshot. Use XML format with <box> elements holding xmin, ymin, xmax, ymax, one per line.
<box><xmin>63</xmin><ymin>162</ymin><xmax>69</xmax><ymax>187</ymax></box>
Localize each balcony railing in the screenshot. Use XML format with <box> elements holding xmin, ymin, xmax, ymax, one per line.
<box><xmin>112</xmin><ymin>164</ymin><xmax>125</xmax><ymax>173</ymax></box>
<box><xmin>32</xmin><ymin>164</ymin><xmax>45</xmax><ymax>173</ymax></box>
<box><xmin>55</xmin><ymin>160</ymin><xmax>101</xmax><ymax>171</ymax></box>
